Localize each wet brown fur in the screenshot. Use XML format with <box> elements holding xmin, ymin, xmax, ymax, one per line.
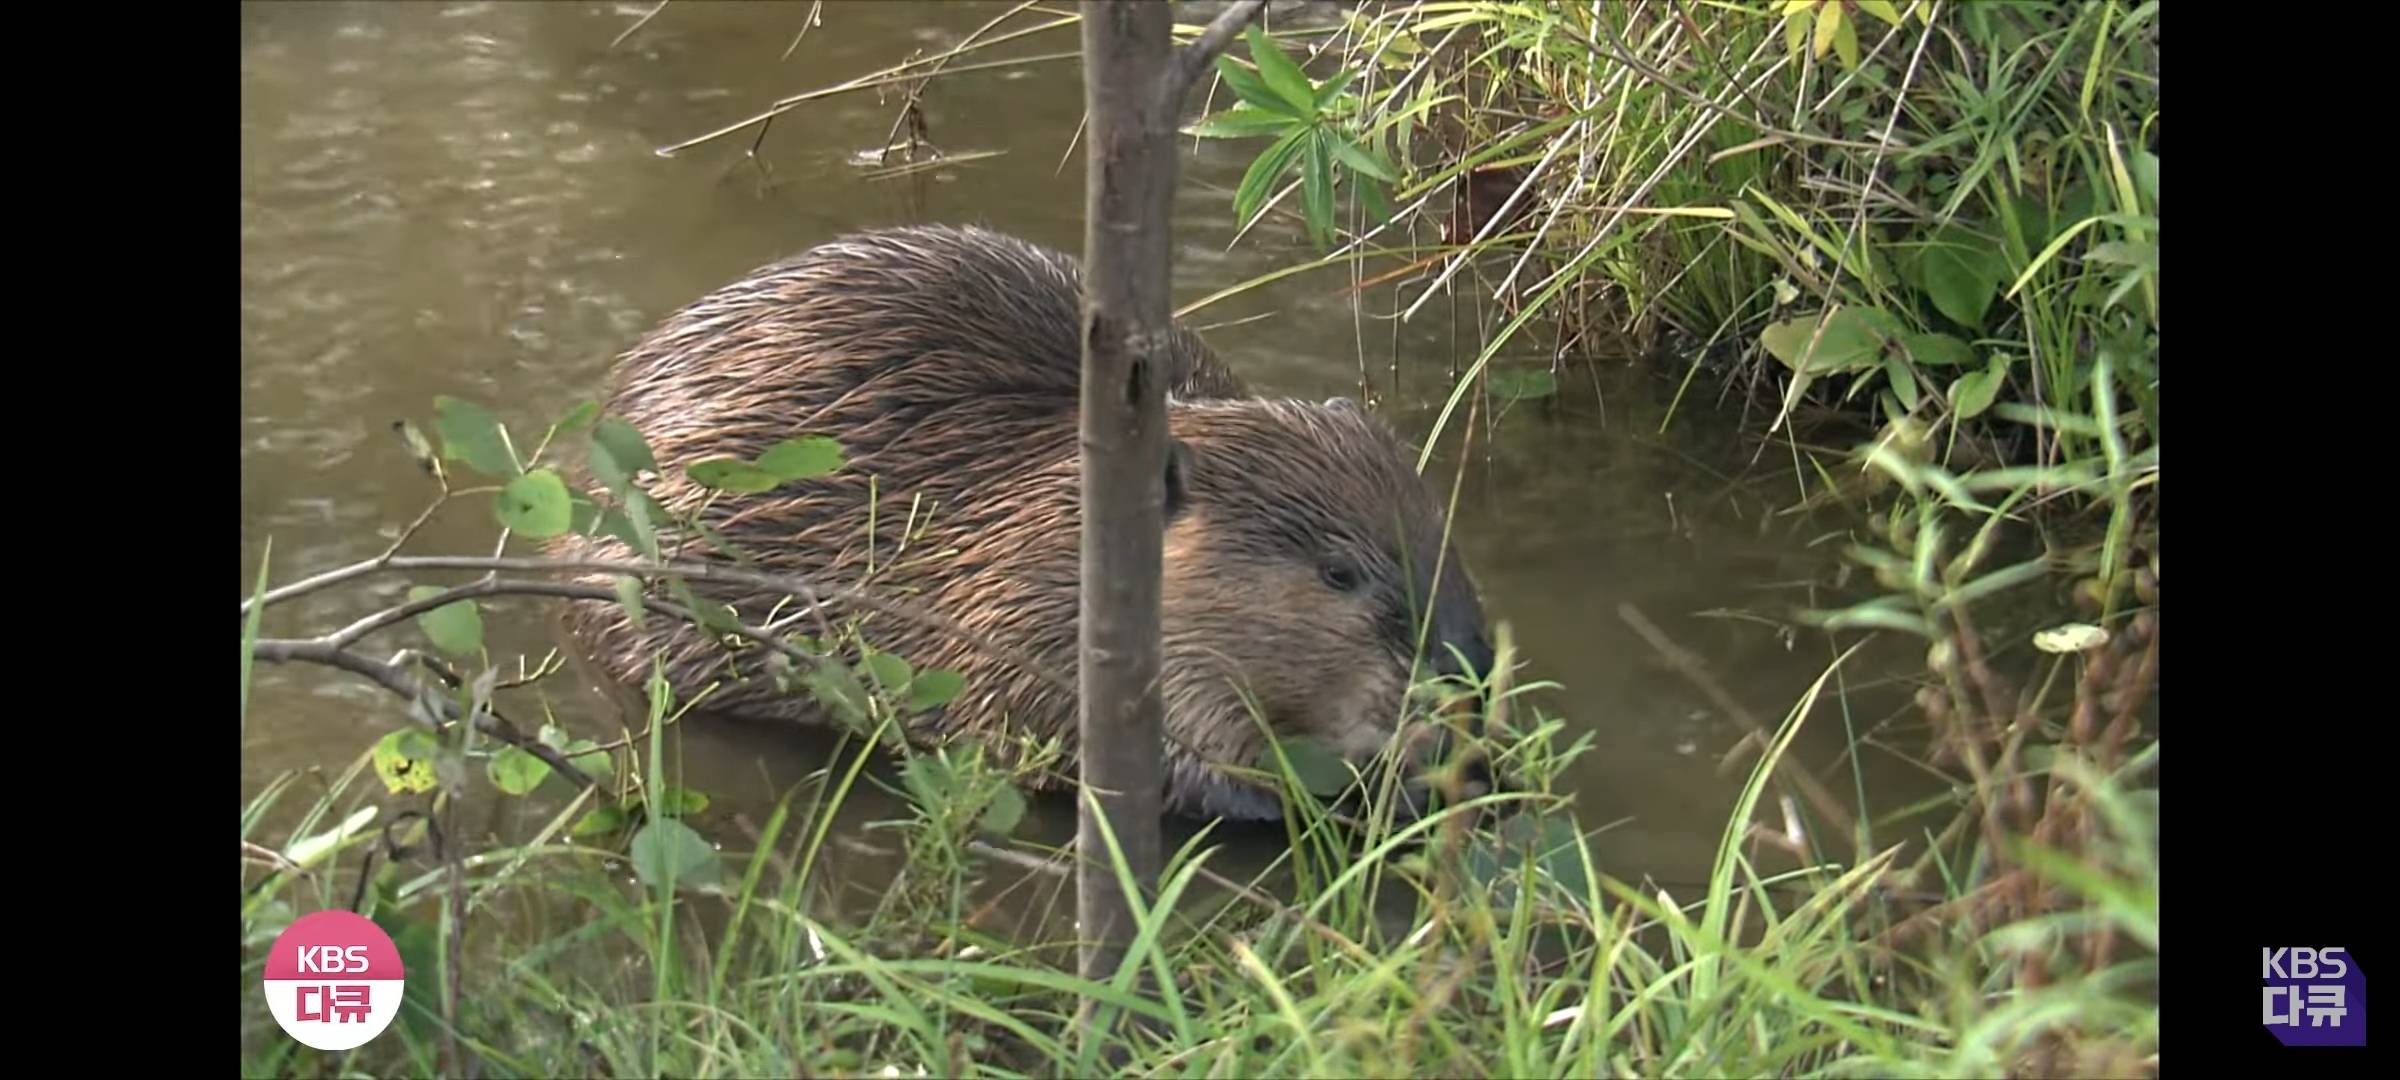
<box><xmin>550</xmin><ymin>224</ymin><xmax>1491</xmax><ymax>821</ymax></box>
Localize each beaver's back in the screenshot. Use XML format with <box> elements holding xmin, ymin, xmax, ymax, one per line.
<box><xmin>550</xmin><ymin>225</ymin><xmax>1246</xmax><ymax>727</ymax></box>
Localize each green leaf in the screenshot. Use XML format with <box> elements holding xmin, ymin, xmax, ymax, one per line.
<box><xmin>1302</xmin><ymin>129</ymin><xmax>1335</xmax><ymax>248</ymax></box>
<box><xmin>434</xmin><ymin>397</ymin><xmax>520</xmax><ymax>477</ymax></box>
<box><xmin>1214</xmin><ymin>55</ymin><xmax>1307</xmax><ymax>120</ymax></box>
<box><xmin>590</xmin><ymin>417</ymin><xmax>656</xmax><ymax>490</ymax></box>
<box><xmin>1760</xmin><ymin>309</ymin><xmax>1886</xmax><ymax>374</ymax></box>
<box><xmin>549</xmin><ymin>400</ymin><xmax>601</xmax><ymax>438</ymax></box>
<box><xmin>1360</xmin><ymin>175</ymin><xmax>1395</xmax><ymax>227</ymax></box>
<box><xmin>487</xmin><ymin>746</ymin><xmax>552</xmax><ymax>796</ymax></box>
<box><xmin>1311</xmin><ymin>67</ymin><xmax>1360</xmax><ymax>111</ymax></box>
<box><xmin>902</xmin><ymin>753</ymin><xmax>955</xmax><ymax>807</ymax></box>
<box><xmin>1900</xmin><ymin>332</ymin><xmax>1976</xmax><ymax>367</ymax></box>
<box><xmin>804</xmin><ymin>664</ymin><xmax>872</xmax><ymax>729</ymax></box>
<box><xmin>1487</xmin><ymin>368</ymin><xmax>1558</xmax><ymax>401</ymax></box>
<box><xmin>1784</xmin><ymin>10</ymin><xmax>1810</xmax><ymax>57</ymax></box>
<box><xmin>861</xmin><ymin>651</ymin><xmax>914</xmax><ymax>693</ymax></box>
<box><xmin>614</xmin><ymin>575</ymin><xmax>649</xmax><ymax>631</ymax></box>
<box><xmin>1950</xmin><ymin>361</ymin><xmax>2006</xmax><ymax>420</ymax></box>
<box><xmin>660</xmin><ymin>787</ymin><xmax>711</xmax><ymax>815</ymax></box>
<box><xmin>573</xmin><ymin>803</ymin><xmax>628</xmax><ymax>837</ymax></box>
<box><xmin>1234</xmin><ymin>124</ymin><xmax>1311</xmax><ymax>229</ymax></box>
<box><xmin>567</xmin><ymin>741</ymin><xmax>613</xmax><ymax>783</ymax></box>
<box><xmin>374</xmin><ymin>729</ymin><xmax>441</xmax><ymax>795</ymax></box>
<box><xmin>1831</xmin><ymin>8</ymin><xmax>1860</xmax><ymax>69</ymax></box>
<box><xmin>1184</xmin><ymin>105</ymin><xmax>1298</xmax><ymax>140</ymax></box>
<box><xmin>908</xmin><ymin>669</ymin><xmax>968</xmax><ymax>712</ymax></box>
<box><xmin>407</xmin><ymin>586</ymin><xmax>483</xmax><ymax>656</ymax></box>
<box><xmin>1326</xmin><ymin>133</ymin><xmax>1397</xmax><ymax>184</ymax></box>
<box><xmin>631</xmin><ymin>819</ymin><xmax>723</xmax><ymax>890</ymax></box>
<box><xmin>1920</xmin><ymin>226</ymin><xmax>2006</xmax><ymax>329</ymax></box>
<box><xmin>1883</xmin><ymin>353</ymin><xmax>1920</xmax><ymax>412</ymax></box>
<box><xmin>1246</xmin><ymin>24</ymin><xmax>1317</xmax><ymax>116</ymax></box>
<box><xmin>1857</xmin><ymin>0</ymin><xmax>1903</xmax><ymax>25</ymax></box>
<box><xmin>495</xmin><ymin>469</ymin><xmax>574</xmax><ymax>538</ymax></box>
<box><xmin>757</xmin><ymin>437</ymin><xmax>845</xmax><ymax>481</ymax></box>
<box><xmin>979</xmin><ymin>787</ymin><xmax>1027</xmax><ymax>839</ymax></box>
<box><xmin>1813</xmin><ymin>1</ymin><xmax>1842</xmax><ymax>58</ymax></box>
<box><xmin>686</xmin><ymin>457</ymin><xmax>783</xmax><ymax>494</ymax></box>
<box><xmin>605</xmin><ymin>490</ymin><xmax>667</xmax><ymax>561</ymax></box>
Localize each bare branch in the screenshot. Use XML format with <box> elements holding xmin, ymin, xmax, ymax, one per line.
<box><xmin>251</xmin><ymin>637</ymin><xmax>597</xmax><ymax>788</ymax></box>
<box><xmin>243</xmin><ymin>553</ymin><xmax>1071</xmax><ymax>694</ymax></box>
<box><xmin>1163</xmin><ymin>0</ymin><xmax>1267</xmax><ymax>106</ymax></box>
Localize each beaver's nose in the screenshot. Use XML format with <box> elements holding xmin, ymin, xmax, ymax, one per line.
<box><xmin>1432</xmin><ymin>628</ymin><xmax>1495</xmax><ymax>683</ymax></box>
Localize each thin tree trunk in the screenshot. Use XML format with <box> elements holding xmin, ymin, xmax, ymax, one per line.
<box><xmin>1074</xmin><ymin>0</ymin><xmax>1264</xmax><ymax>993</ymax></box>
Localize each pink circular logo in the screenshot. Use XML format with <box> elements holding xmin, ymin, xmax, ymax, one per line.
<box><xmin>261</xmin><ymin>910</ymin><xmax>408</xmax><ymax>1051</ymax></box>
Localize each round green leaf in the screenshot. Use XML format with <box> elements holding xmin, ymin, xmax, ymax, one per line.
<box><xmin>1949</xmin><ymin>366</ymin><xmax>2004</xmax><ymax>420</ymax></box>
<box><xmin>861</xmin><ymin>651</ymin><xmax>914</xmax><ymax>692</ymax></box>
<box><xmin>487</xmin><ymin>746</ymin><xmax>552</xmax><ymax>796</ymax></box>
<box><xmin>1487</xmin><ymin>368</ymin><xmax>1558</xmax><ymax>402</ymax></box>
<box><xmin>757</xmin><ymin>437</ymin><xmax>846</xmax><ymax>481</ymax></box>
<box><xmin>495</xmin><ymin>469</ymin><xmax>574</xmax><ymax>538</ymax></box>
<box><xmin>591</xmin><ymin>416</ymin><xmax>656</xmax><ymax>478</ymax></box>
<box><xmin>407</xmin><ymin>586</ymin><xmax>483</xmax><ymax>656</ymax></box>
<box><xmin>1920</xmin><ymin>226</ymin><xmax>2006</xmax><ymax>329</ymax></box>
<box><xmin>979</xmin><ymin>786</ymin><xmax>1027</xmax><ymax>839</ymax></box>
<box><xmin>374</xmin><ymin>729</ymin><xmax>441</xmax><ymax>795</ymax></box>
<box><xmin>907</xmin><ymin>670</ymin><xmax>968</xmax><ymax>712</ymax></box>
<box><xmin>1761</xmin><ymin>310</ymin><xmax>1884</xmax><ymax>373</ymax></box>
<box><xmin>631</xmin><ymin>819</ymin><xmax>723</xmax><ymax>891</ymax></box>
<box><xmin>1901</xmin><ymin>333</ymin><xmax>1976</xmax><ymax>367</ymax></box>
<box><xmin>434</xmin><ymin>396</ymin><xmax>520</xmax><ymax>477</ymax></box>
<box><xmin>685</xmin><ymin>457</ymin><xmax>783</xmax><ymax>494</ymax></box>
<box><xmin>572</xmin><ymin>803</ymin><xmax>628</xmax><ymax>838</ymax></box>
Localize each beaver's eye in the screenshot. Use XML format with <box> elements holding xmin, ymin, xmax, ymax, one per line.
<box><xmin>1319</xmin><ymin>560</ymin><xmax>1362</xmax><ymax>592</ymax></box>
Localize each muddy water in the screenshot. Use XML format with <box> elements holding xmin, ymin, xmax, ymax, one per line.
<box><xmin>241</xmin><ymin>1</ymin><xmax>1940</xmax><ymax>921</ymax></box>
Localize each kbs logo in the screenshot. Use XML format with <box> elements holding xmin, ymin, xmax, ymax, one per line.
<box><xmin>263</xmin><ymin>910</ymin><xmax>408</xmax><ymax>1051</ymax></box>
<box><xmin>2262</xmin><ymin>947</ymin><xmax>2365</xmax><ymax>1047</ymax></box>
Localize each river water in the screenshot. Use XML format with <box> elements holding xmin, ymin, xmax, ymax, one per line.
<box><xmin>241</xmin><ymin>0</ymin><xmax>1943</xmax><ymax>924</ymax></box>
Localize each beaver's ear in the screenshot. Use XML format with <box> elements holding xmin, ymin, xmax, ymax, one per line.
<box><xmin>1163</xmin><ymin>438</ymin><xmax>1192</xmax><ymax>524</ymax></box>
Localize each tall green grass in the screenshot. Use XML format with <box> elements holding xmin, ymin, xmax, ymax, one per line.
<box><xmin>1170</xmin><ymin>1</ymin><xmax>2156</xmax><ymax>583</ymax></box>
<box><xmin>241</xmin><ymin>584</ymin><xmax>2158</xmax><ymax>1077</ymax></box>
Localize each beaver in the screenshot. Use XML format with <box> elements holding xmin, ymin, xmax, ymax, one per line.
<box><xmin>549</xmin><ymin>223</ymin><xmax>1496</xmax><ymax>822</ymax></box>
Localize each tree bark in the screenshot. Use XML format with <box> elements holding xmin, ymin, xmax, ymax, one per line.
<box><xmin>1074</xmin><ymin>0</ymin><xmax>1263</xmax><ymax>992</ymax></box>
